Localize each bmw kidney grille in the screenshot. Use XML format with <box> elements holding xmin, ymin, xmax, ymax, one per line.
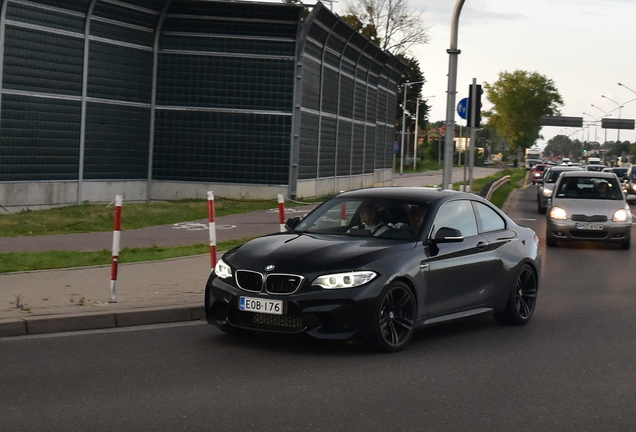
<box><xmin>236</xmin><ymin>270</ymin><xmax>303</xmax><ymax>294</ymax></box>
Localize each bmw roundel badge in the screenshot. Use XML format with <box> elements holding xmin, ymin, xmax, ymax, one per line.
<box><xmin>265</xmin><ymin>265</ymin><xmax>275</xmax><ymax>271</ymax></box>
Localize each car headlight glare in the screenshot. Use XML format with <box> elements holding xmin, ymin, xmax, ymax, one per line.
<box><xmin>549</xmin><ymin>206</ymin><xmax>567</xmax><ymax>220</ymax></box>
<box><xmin>214</xmin><ymin>258</ymin><xmax>232</xmax><ymax>279</ymax></box>
<box><xmin>542</xmin><ymin>188</ymin><xmax>553</xmax><ymax>198</ymax></box>
<box><xmin>313</xmin><ymin>271</ymin><xmax>377</xmax><ymax>289</ymax></box>
<box><xmin>613</xmin><ymin>208</ymin><xmax>629</xmax><ymax>222</ymax></box>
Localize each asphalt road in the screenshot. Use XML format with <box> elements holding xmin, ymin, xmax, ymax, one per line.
<box><xmin>2</xmin><ymin>181</ymin><xmax>635</xmax><ymax>431</ymax></box>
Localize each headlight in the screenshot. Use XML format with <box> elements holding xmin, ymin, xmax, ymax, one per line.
<box><xmin>313</xmin><ymin>271</ymin><xmax>377</xmax><ymax>289</ymax></box>
<box><xmin>213</xmin><ymin>258</ymin><xmax>233</xmax><ymax>279</ymax></box>
<box><xmin>549</xmin><ymin>206</ymin><xmax>567</xmax><ymax>220</ymax></box>
<box><xmin>613</xmin><ymin>208</ymin><xmax>629</xmax><ymax>222</ymax></box>
<box><xmin>542</xmin><ymin>188</ymin><xmax>553</xmax><ymax>197</ymax></box>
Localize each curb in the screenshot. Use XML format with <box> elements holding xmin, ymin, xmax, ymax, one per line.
<box><xmin>0</xmin><ymin>305</ymin><xmax>205</xmax><ymax>337</ymax></box>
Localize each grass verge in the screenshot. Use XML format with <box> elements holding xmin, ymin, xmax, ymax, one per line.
<box><xmin>0</xmin><ymin>197</ymin><xmax>325</xmax><ymax>237</ymax></box>
<box><xmin>454</xmin><ymin>167</ymin><xmax>527</xmax><ymax>208</ymax></box>
<box><xmin>0</xmin><ymin>238</ymin><xmax>255</xmax><ymax>273</ymax></box>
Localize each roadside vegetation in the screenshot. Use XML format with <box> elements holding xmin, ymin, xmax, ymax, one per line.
<box><xmin>0</xmin><ymin>196</ymin><xmax>324</xmax><ymax>237</ymax></box>
<box><xmin>468</xmin><ymin>167</ymin><xmax>528</xmax><ymax>208</ymax></box>
<box><xmin>0</xmin><ymin>168</ymin><xmax>525</xmax><ymax>273</ymax></box>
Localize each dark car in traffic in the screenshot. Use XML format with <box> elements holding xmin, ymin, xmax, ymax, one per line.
<box><xmin>602</xmin><ymin>166</ymin><xmax>628</xmax><ymax>181</ymax></box>
<box><xmin>205</xmin><ymin>187</ymin><xmax>542</xmax><ymax>352</ymax></box>
<box><xmin>536</xmin><ymin>165</ymin><xmax>585</xmax><ymax>214</ymax></box>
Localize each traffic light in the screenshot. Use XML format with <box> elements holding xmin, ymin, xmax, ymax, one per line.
<box><xmin>467</xmin><ymin>84</ymin><xmax>482</xmax><ymax>128</ymax></box>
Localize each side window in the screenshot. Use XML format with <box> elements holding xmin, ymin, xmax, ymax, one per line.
<box><xmin>432</xmin><ymin>200</ymin><xmax>478</xmax><ymax>238</ymax></box>
<box><xmin>473</xmin><ymin>202</ymin><xmax>506</xmax><ymax>233</ymax></box>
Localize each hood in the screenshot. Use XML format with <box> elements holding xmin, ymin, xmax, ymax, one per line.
<box><xmin>224</xmin><ymin>233</ymin><xmax>412</xmax><ymax>274</ymax></box>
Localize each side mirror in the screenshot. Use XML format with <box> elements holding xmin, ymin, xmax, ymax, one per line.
<box><xmin>285</xmin><ymin>216</ymin><xmax>301</xmax><ymax>231</ymax></box>
<box><xmin>433</xmin><ymin>227</ymin><xmax>464</xmax><ymax>243</ymax></box>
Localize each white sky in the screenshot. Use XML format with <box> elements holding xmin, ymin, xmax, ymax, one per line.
<box><xmin>330</xmin><ymin>0</ymin><xmax>636</xmax><ymax>148</ymax></box>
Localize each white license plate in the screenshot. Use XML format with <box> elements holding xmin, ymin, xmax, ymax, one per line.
<box><xmin>574</xmin><ymin>223</ymin><xmax>603</xmax><ymax>230</ymax></box>
<box><xmin>239</xmin><ymin>296</ymin><xmax>283</xmax><ymax>315</ymax></box>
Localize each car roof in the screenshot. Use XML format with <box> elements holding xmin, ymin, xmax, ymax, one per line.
<box><xmin>546</xmin><ymin>166</ymin><xmax>585</xmax><ymax>172</ymax></box>
<box><xmin>336</xmin><ymin>186</ymin><xmax>476</xmax><ymax>203</ymax></box>
<box><xmin>559</xmin><ymin>171</ymin><xmax>618</xmax><ymax>179</ymax></box>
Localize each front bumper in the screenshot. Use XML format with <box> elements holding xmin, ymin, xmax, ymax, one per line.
<box><xmin>547</xmin><ymin>219</ymin><xmax>631</xmax><ymax>243</ymax></box>
<box><xmin>205</xmin><ymin>276</ymin><xmax>381</xmax><ymax>341</ymax></box>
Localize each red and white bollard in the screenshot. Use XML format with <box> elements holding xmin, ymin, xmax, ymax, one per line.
<box><xmin>278</xmin><ymin>194</ymin><xmax>286</xmax><ymax>232</ymax></box>
<box><xmin>207</xmin><ymin>191</ymin><xmax>217</xmax><ymax>269</ymax></box>
<box><xmin>340</xmin><ymin>202</ymin><xmax>347</xmax><ymax>226</ymax></box>
<box><xmin>109</xmin><ymin>195</ymin><xmax>122</xmax><ymax>303</ymax></box>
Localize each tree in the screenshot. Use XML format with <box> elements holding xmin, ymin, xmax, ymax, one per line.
<box><xmin>484</xmin><ymin>70</ymin><xmax>563</xmax><ymax>153</ymax></box>
<box><xmin>341</xmin><ymin>0</ymin><xmax>430</xmax><ymax>56</ymax></box>
<box><xmin>396</xmin><ymin>56</ymin><xmax>428</xmax><ymax>130</ymax></box>
<box><xmin>544</xmin><ymin>134</ymin><xmax>573</xmax><ymax>159</ymax></box>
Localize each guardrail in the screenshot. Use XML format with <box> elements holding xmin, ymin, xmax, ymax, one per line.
<box><xmin>485</xmin><ymin>175</ymin><xmax>511</xmax><ymax>201</ymax></box>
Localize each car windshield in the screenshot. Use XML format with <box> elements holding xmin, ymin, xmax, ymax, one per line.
<box><xmin>555</xmin><ymin>177</ymin><xmax>623</xmax><ymax>200</ymax></box>
<box><xmin>294</xmin><ymin>197</ymin><xmax>430</xmax><ymax>240</ymax></box>
<box><xmin>546</xmin><ymin>170</ymin><xmax>568</xmax><ymax>182</ymax></box>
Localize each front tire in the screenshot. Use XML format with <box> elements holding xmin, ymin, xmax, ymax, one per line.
<box><xmin>369</xmin><ymin>282</ymin><xmax>416</xmax><ymax>352</ymax></box>
<box><xmin>545</xmin><ymin>233</ymin><xmax>557</xmax><ymax>247</ymax></box>
<box><xmin>494</xmin><ymin>264</ymin><xmax>538</xmax><ymax>326</ymax></box>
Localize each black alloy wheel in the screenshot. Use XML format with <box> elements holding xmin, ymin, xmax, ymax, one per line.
<box><xmin>371</xmin><ymin>282</ymin><xmax>416</xmax><ymax>352</ymax></box>
<box><xmin>495</xmin><ymin>264</ymin><xmax>538</xmax><ymax>325</ymax></box>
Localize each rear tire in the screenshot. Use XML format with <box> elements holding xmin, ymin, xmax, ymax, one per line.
<box><xmin>494</xmin><ymin>264</ymin><xmax>538</xmax><ymax>326</ymax></box>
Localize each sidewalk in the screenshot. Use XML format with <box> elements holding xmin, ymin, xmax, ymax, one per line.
<box><xmin>0</xmin><ymin>168</ymin><xmax>500</xmax><ymax>337</ymax></box>
<box><xmin>0</xmin><ymin>207</ymin><xmax>315</xmax><ymax>337</ymax></box>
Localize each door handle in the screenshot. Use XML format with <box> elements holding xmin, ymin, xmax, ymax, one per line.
<box><xmin>419</xmin><ymin>262</ymin><xmax>429</xmax><ymax>270</ymax></box>
<box><xmin>477</xmin><ymin>241</ymin><xmax>489</xmax><ymax>251</ymax></box>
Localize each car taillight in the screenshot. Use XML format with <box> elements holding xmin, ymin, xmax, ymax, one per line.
<box><xmin>534</xmin><ymin>235</ymin><xmax>540</xmax><ymax>247</ymax></box>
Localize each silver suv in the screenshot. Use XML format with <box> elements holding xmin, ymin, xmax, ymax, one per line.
<box><xmin>536</xmin><ymin>166</ymin><xmax>585</xmax><ymax>214</ymax></box>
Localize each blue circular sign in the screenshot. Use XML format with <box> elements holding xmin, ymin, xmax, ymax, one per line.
<box><xmin>457</xmin><ymin>98</ymin><xmax>468</xmax><ymax>120</ymax></box>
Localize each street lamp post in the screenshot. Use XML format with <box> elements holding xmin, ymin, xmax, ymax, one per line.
<box><xmin>591</xmin><ymin>104</ymin><xmax>610</xmax><ymax>146</ymax></box>
<box><xmin>601</xmin><ymin>95</ymin><xmax>623</xmax><ymax>141</ymax></box>
<box><xmin>582</xmin><ymin>112</ymin><xmax>600</xmax><ymax>152</ymax></box>
<box><xmin>618</xmin><ymin>82</ymin><xmax>636</xmax><ymax>96</ymax></box>
<box><xmin>399</xmin><ymin>80</ymin><xmax>425</xmax><ymax>175</ymax></box>
<box><xmin>618</xmin><ymin>83</ymin><xmax>636</xmax><ymax>142</ymax></box>
<box><xmin>413</xmin><ymin>98</ymin><xmax>420</xmax><ymax>171</ymax></box>
<box><xmin>443</xmin><ymin>0</ymin><xmax>466</xmax><ymax>190</ymax></box>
